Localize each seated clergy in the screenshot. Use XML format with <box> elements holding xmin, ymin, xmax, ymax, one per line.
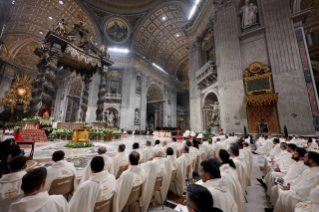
<box><xmin>142</xmin><ymin>140</ymin><xmax>153</xmax><ymax>162</ymax></box>
<box><xmin>162</xmin><ymin>141</ymin><xmax>168</xmax><ymax>157</ymax></box>
<box><xmin>44</xmin><ymin>150</ymin><xmax>77</xmax><ymax>193</ymax></box>
<box><xmin>263</xmin><ymin>143</ymin><xmax>295</xmax><ymax>193</ymax></box>
<box><xmin>196</xmin><ymin>158</ymin><xmax>238</xmax><ymax>212</ymax></box>
<box><xmin>132</xmin><ymin>142</ymin><xmax>144</xmax><ymax>163</ymax></box>
<box><xmin>169</xmin><ymin>137</ymin><xmax>179</xmax><ymax>157</ymax></box>
<box><xmin>113</xmin><ymin>144</ymin><xmax>129</xmax><ymax>178</ymax></box>
<box><xmin>170</xmin><ymin>147</ymin><xmax>188</xmax><ymax>195</ymax></box>
<box><xmin>272</xmin><ymin>151</ymin><xmax>319</xmax><ymax>212</ymax></box>
<box><xmin>268</xmin><ymin>147</ymin><xmax>308</xmax><ymax>206</ymax></box>
<box><xmin>263</xmin><ymin>138</ymin><xmax>281</xmax><ymax>175</ymax></box>
<box><xmin>0</xmin><ymin>156</ymin><xmax>27</xmax><ymax>212</ymax></box>
<box><xmin>9</xmin><ymin>167</ymin><xmax>69</xmax><ymax>212</ymax></box>
<box><xmin>307</xmin><ymin>138</ymin><xmax>318</xmax><ymax>150</ymax></box>
<box><xmin>180</xmin><ymin>145</ymin><xmax>194</xmax><ymax>179</ymax></box>
<box><xmin>80</xmin><ymin>146</ymin><xmax>114</xmax><ymax>185</ymax></box>
<box><xmin>219</xmin><ymin>150</ymin><xmax>244</xmax><ymax>212</ymax></box>
<box><xmin>214</xmin><ymin>138</ymin><xmax>225</xmax><ymax>157</ymax></box>
<box><xmin>230</xmin><ymin>144</ymin><xmax>248</xmax><ymax>195</ymax></box>
<box><xmin>253</xmin><ymin>136</ymin><xmax>273</xmax><ymax>155</ymax></box>
<box><xmin>153</xmin><ymin>140</ymin><xmax>163</xmax><ymax>152</ymax></box>
<box><xmin>236</xmin><ymin>140</ymin><xmax>251</xmax><ymax>185</ymax></box>
<box><xmin>114</xmin><ymin>151</ymin><xmax>146</xmax><ymax>212</ymax></box>
<box><xmin>294</xmin><ymin>185</ymin><xmax>319</xmax><ymax>212</ymax></box>
<box><xmin>186</xmin><ymin>184</ymin><xmax>223</xmax><ymax>212</ymax></box>
<box><xmin>70</xmin><ymin>156</ymin><xmax>117</xmax><ymax>212</ymax></box>
<box><xmin>166</xmin><ymin>147</ymin><xmax>178</xmax><ymax>171</ymax></box>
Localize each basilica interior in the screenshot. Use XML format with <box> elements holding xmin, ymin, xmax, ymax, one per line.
<box><xmin>1</xmin><ymin>0</ymin><xmax>319</xmax><ymax>212</ymax></box>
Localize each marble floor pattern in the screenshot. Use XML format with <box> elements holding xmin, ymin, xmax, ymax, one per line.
<box><xmin>22</xmin><ymin>136</ymin><xmax>269</xmax><ymax>211</ymax></box>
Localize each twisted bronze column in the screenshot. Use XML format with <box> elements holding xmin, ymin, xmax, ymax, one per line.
<box><xmin>28</xmin><ymin>64</ymin><xmax>45</xmax><ymax>117</ymax></box>
<box><xmin>80</xmin><ymin>74</ymin><xmax>91</xmax><ymax>121</ymax></box>
<box><xmin>96</xmin><ymin>67</ymin><xmax>107</xmax><ymax>120</ymax></box>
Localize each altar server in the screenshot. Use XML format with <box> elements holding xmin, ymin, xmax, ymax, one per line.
<box><xmin>0</xmin><ymin>156</ymin><xmax>27</xmax><ymax>212</ymax></box>
<box><xmin>70</xmin><ymin>156</ymin><xmax>117</xmax><ymax>212</ymax></box>
<box><xmin>142</xmin><ymin>140</ymin><xmax>153</xmax><ymax>162</ymax></box>
<box><xmin>114</xmin><ymin>151</ymin><xmax>146</xmax><ymax>212</ymax></box>
<box><xmin>44</xmin><ymin>150</ymin><xmax>77</xmax><ymax>193</ymax></box>
<box><xmin>197</xmin><ymin>158</ymin><xmax>238</xmax><ymax>212</ymax></box>
<box><xmin>80</xmin><ymin>146</ymin><xmax>114</xmax><ymax>185</ymax></box>
<box><xmin>9</xmin><ymin>167</ymin><xmax>69</xmax><ymax>212</ymax></box>
<box><xmin>273</xmin><ymin>152</ymin><xmax>319</xmax><ymax>212</ymax></box>
<box><xmin>113</xmin><ymin>144</ymin><xmax>129</xmax><ymax>177</ymax></box>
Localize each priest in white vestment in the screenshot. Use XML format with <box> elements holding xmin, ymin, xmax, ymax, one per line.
<box><xmin>294</xmin><ymin>185</ymin><xmax>319</xmax><ymax>212</ymax></box>
<box><xmin>114</xmin><ymin>151</ymin><xmax>146</xmax><ymax>212</ymax></box>
<box><xmin>0</xmin><ymin>156</ymin><xmax>27</xmax><ymax>212</ymax></box>
<box><xmin>263</xmin><ymin>143</ymin><xmax>295</xmax><ymax>194</ymax></box>
<box><xmin>269</xmin><ymin>148</ymin><xmax>308</xmax><ymax>206</ymax></box>
<box><xmin>70</xmin><ymin>156</ymin><xmax>117</xmax><ymax>212</ymax></box>
<box><xmin>254</xmin><ymin>136</ymin><xmax>273</xmax><ymax>155</ymax></box>
<box><xmin>153</xmin><ymin>140</ymin><xmax>164</xmax><ymax>152</ymax></box>
<box><xmin>162</xmin><ymin>141</ymin><xmax>168</xmax><ymax>157</ymax></box>
<box><xmin>196</xmin><ymin>158</ymin><xmax>238</xmax><ymax>212</ymax></box>
<box><xmin>132</xmin><ymin>142</ymin><xmax>144</xmax><ymax>163</ymax></box>
<box><xmin>169</xmin><ymin>137</ymin><xmax>179</xmax><ymax>157</ymax></box>
<box><xmin>237</xmin><ymin>141</ymin><xmax>251</xmax><ymax>186</ymax></box>
<box><xmin>230</xmin><ymin>144</ymin><xmax>248</xmax><ymax>194</ymax></box>
<box><xmin>185</xmin><ymin>184</ymin><xmax>216</xmax><ymax>212</ymax></box>
<box><xmin>214</xmin><ymin>138</ymin><xmax>226</xmax><ymax>157</ymax></box>
<box><xmin>80</xmin><ymin>146</ymin><xmax>114</xmax><ymax>185</ymax></box>
<box><xmin>140</xmin><ymin>151</ymin><xmax>167</xmax><ymax>212</ymax></box>
<box><xmin>179</xmin><ymin>145</ymin><xmax>194</xmax><ymax>179</ymax></box>
<box><xmin>9</xmin><ymin>167</ymin><xmax>69</xmax><ymax>212</ymax></box>
<box><xmin>308</xmin><ymin>138</ymin><xmax>319</xmax><ymax>150</ymax></box>
<box><xmin>170</xmin><ymin>147</ymin><xmax>187</xmax><ymax>195</ymax></box>
<box><xmin>219</xmin><ymin>149</ymin><xmax>244</xmax><ymax>212</ymax></box>
<box><xmin>273</xmin><ymin>152</ymin><xmax>319</xmax><ymax>212</ymax></box>
<box><xmin>142</xmin><ymin>140</ymin><xmax>154</xmax><ymax>162</ymax></box>
<box><xmin>263</xmin><ymin>138</ymin><xmax>282</xmax><ymax>175</ymax></box>
<box><xmin>113</xmin><ymin>144</ymin><xmax>129</xmax><ymax>178</ymax></box>
<box><xmin>44</xmin><ymin>150</ymin><xmax>77</xmax><ymax>193</ymax></box>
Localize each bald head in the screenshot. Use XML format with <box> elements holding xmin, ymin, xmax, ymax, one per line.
<box><xmin>205</xmin><ymin>154</ymin><xmax>215</xmax><ymax>161</ymax></box>
<box><xmin>97</xmin><ymin>146</ymin><xmax>106</xmax><ymax>154</ymax></box>
<box><xmin>154</xmin><ymin>150</ymin><xmax>165</xmax><ymax>158</ymax></box>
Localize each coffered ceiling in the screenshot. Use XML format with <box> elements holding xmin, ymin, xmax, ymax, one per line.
<box><xmin>1</xmin><ymin>0</ymin><xmax>192</xmax><ymax>83</ymax></box>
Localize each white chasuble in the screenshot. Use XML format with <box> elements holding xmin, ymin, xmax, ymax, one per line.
<box><xmin>44</xmin><ymin>160</ymin><xmax>77</xmax><ymax>193</ymax></box>
<box><xmin>233</xmin><ymin>157</ymin><xmax>248</xmax><ymax>195</ymax></box>
<box><xmin>295</xmin><ymin>185</ymin><xmax>319</xmax><ymax>212</ymax></box>
<box><xmin>170</xmin><ymin>154</ymin><xmax>187</xmax><ymax>195</ymax></box>
<box><xmin>169</xmin><ymin>142</ymin><xmax>179</xmax><ymax>157</ymax></box>
<box><xmin>114</xmin><ymin>165</ymin><xmax>146</xmax><ymax>212</ymax></box>
<box><xmin>270</xmin><ymin>160</ymin><xmax>307</xmax><ymax>205</ymax></box>
<box><xmin>220</xmin><ymin>164</ymin><xmax>244</xmax><ymax>212</ymax></box>
<box><xmin>0</xmin><ymin>171</ymin><xmax>26</xmax><ymax>212</ymax></box>
<box><xmin>113</xmin><ymin>152</ymin><xmax>128</xmax><ymax>177</ymax></box>
<box><xmin>198</xmin><ymin>178</ymin><xmax>238</xmax><ymax>212</ymax></box>
<box><xmin>140</xmin><ymin>160</ymin><xmax>165</xmax><ymax>212</ymax></box>
<box><xmin>180</xmin><ymin>153</ymin><xmax>193</xmax><ymax>178</ymax></box>
<box><xmin>134</xmin><ymin>149</ymin><xmax>144</xmax><ymax>164</ymax></box>
<box><xmin>9</xmin><ymin>191</ymin><xmax>69</xmax><ymax>212</ymax></box>
<box><xmin>70</xmin><ymin>171</ymin><xmax>117</xmax><ymax>212</ymax></box>
<box><xmin>142</xmin><ymin>147</ymin><xmax>154</xmax><ymax>162</ymax></box>
<box><xmin>255</xmin><ymin>139</ymin><xmax>273</xmax><ymax>155</ymax></box>
<box><xmin>80</xmin><ymin>154</ymin><xmax>114</xmax><ymax>185</ymax></box>
<box><xmin>274</xmin><ymin>167</ymin><xmax>319</xmax><ymax>212</ymax></box>
<box><xmin>154</xmin><ymin>158</ymin><xmax>172</xmax><ymax>205</ymax></box>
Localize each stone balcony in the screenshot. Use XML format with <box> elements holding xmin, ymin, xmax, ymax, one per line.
<box><xmin>196</xmin><ymin>60</ymin><xmax>217</xmax><ymax>90</ymax></box>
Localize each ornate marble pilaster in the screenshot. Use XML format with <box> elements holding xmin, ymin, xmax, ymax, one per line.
<box><xmin>80</xmin><ymin>75</ymin><xmax>91</xmax><ymax>121</ymax></box>
<box><xmin>96</xmin><ymin>66</ymin><xmax>108</xmax><ymax>120</ymax></box>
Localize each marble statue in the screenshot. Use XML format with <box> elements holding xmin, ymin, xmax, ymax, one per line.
<box><xmin>107</xmin><ymin>112</ymin><xmax>115</xmax><ymax>127</ymax></box>
<box><xmin>134</xmin><ymin>109</ymin><xmax>140</xmax><ymax>125</ymax></box>
<box><xmin>240</xmin><ymin>0</ymin><xmax>258</xmax><ymax>29</ymax></box>
<box><xmin>136</xmin><ymin>76</ymin><xmax>142</xmax><ymax>93</ymax></box>
<box><xmin>54</xmin><ymin>18</ymin><xmax>68</xmax><ymax>36</ymax></box>
<box><xmin>211</xmin><ymin>102</ymin><xmax>220</xmax><ymax>125</ymax></box>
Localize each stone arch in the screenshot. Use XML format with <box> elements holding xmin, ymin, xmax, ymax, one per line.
<box><xmin>202</xmin><ymin>91</ymin><xmax>219</xmax><ymax>131</ymax></box>
<box><xmin>146</xmin><ymin>83</ymin><xmax>164</xmax><ymax>103</ymax></box>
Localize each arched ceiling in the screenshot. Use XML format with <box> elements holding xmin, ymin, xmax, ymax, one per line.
<box><xmin>132</xmin><ymin>1</ymin><xmax>190</xmax><ymax>79</ymax></box>
<box><xmin>0</xmin><ymin>0</ymin><xmax>99</xmax><ymax>71</ymax></box>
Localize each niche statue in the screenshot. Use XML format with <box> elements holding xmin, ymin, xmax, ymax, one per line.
<box><xmin>240</xmin><ymin>0</ymin><xmax>258</xmax><ymax>29</ymax></box>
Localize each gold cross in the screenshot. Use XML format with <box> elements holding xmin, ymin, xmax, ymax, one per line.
<box><xmin>102</xmin><ymin>185</ymin><xmax>108</xmax><ymax>194</ymax></box>
<box><xmin>101</xmin><ymin>195</ymin><xmax>107</xmax><ymax>201</ymax></box>
<box><xmin>173</xmin><ymin>163</ymin><xmax>176</xmax><ymax>169</ymax></box>
<box><xmin>60</xmin><ymin>171</ymin><xmax>67</xmax><ymax>177</ymax></box>
<box><xmin>135</xmin><ymin>177</ymin><xmax>141</xmax><ymax>184</ymax></box>
<box><xmin>5</xmin><ymin>188</ymin><xmax>16</xmax><ymax>200</ymax></box>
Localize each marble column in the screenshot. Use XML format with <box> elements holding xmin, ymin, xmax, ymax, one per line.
<box><xmin>28</xmin><ymin>63</ymin><xmax>45</xmax><ymax>117</ymax></box>
<box><xmin>80</xmin><ymin>74</ymin><xmax>91</xmax><ymax>121</ymax></box>
<box><xmin>96</xmin><ymin>66</ymin><xmax>108</xmax><ymax>120</ymax></box>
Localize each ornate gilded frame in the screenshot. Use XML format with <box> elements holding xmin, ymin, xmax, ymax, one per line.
<box><xmin>244</xmin><ymin>73</ymin><xmax>272</xmax><ymax>96</ymax></box>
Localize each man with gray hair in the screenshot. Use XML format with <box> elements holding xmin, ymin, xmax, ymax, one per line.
<box><xmin>113</xmin><ymin>144</ymin><xmax>129</xmax><ymax>178</ymax></box>
<box><xmin>80</xmin><ymin>146</ymin><xmax>114</xmax><ymax>184</ymax></box>
<box><xmin>142</xmin><ymin>140</ymin><xmax>153</xmax><ymax>162</ymax></box>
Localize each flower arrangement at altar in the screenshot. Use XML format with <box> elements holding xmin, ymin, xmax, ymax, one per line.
<box><xmin>76</xmin><ymin>121</ymin><xmax>89</xmax><ymax>125</ymax></box>
<box><xmin>64</xmin><ymin>141</ymin><xmax>94</xmax><ymax>148</ymax></box>
<box><xmin>91</xmin><ymin>120</ymin><xmax>107</xmax><ymax>124</ymax></box>
<box><xmin>111</xmin><ymin>130</ymin><xmax>123</xmax><ymax>136</ymax></box>
<box><xmin>39</xmin><ymin>117</ymin><xmax>55</xmax><ymax>126</ymax></box>
<box><xmin>22</xmin><ymin>116</ymin><xmax>41</xmax><ymax>123</ymax></box>
<box><xmin>14</xmin><ymin>126</ymin><xmax>22</xmax><ymax>133</ymax></box>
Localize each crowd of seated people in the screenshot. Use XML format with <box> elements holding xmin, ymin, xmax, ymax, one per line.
<box><xmin>0</xmin><ymin>133</ymin><xmax>262</xmax><ymax>212</ymax></box>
